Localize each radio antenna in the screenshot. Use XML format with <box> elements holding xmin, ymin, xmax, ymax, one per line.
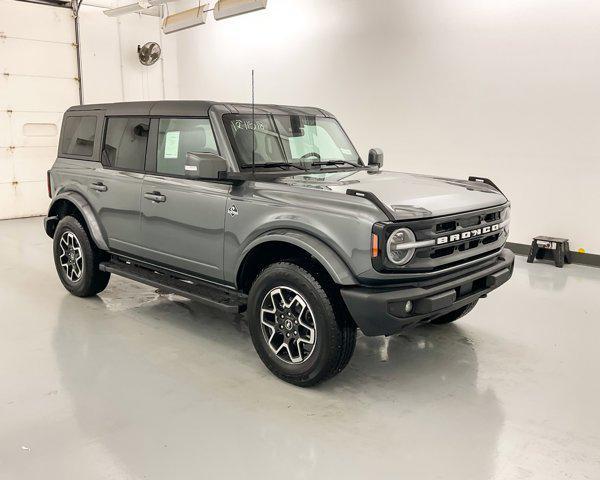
<box><xmin>251</xmin><ymin>69</ymin><xmax>256</xmax><ymax>175</ymax></box>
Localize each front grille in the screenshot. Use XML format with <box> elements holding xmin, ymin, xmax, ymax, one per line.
<box><xmin>436</xmin><ymin>220</ymin><xmax>456</xmax><ymax>233</ymax></box>
<box><xmin>392</xmin><ymin>204</ymin><xmax>509</xmax><ymax>273</ymax></box>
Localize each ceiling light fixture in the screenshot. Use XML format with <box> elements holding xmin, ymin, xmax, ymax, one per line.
<box><xmin>103</xmin><ymin>0</ymin><xmax>178</xmax><ymax>18</ymax></box>
<box><xmin>213</xmin><ymin>0</ymin><xmax>267</xmax><ymax>21</ymax></box>
<box><xmin>163</xmin><ymin>4</ymin><xmax>208</xmax><ymax>34</ymax></box>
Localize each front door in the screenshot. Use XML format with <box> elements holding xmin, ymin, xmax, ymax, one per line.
<box><xmin>139</xmin><ymin>117</ymin><xmax>229</xmax><ymax>280</ymax></box>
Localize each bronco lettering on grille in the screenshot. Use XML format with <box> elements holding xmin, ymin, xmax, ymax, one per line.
<box><xmin>435</xmin><ymin>223</ymin><xmax>500</xmax><ymax>245</ymax></box>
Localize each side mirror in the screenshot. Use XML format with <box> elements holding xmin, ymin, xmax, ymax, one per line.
<box><xmin>185</xmin><ymin>152</ymin><xmax>228</xmax><ymax>180</ymax></box>
<box><xmin>368</xmin><ymin>148</ymin><xmax>384</xmax><ymax>169</ymax></box>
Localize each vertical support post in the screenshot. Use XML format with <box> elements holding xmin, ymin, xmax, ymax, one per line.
<box><xmin>72</xmin><ymin>0</ymin><xmax>84</xmax><ymax>104</ymax></box>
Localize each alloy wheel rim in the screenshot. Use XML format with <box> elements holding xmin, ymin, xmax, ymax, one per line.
<box><xmin>59</xmin><ymin>231</ymin><xmax>84</xmax><ymax>282</ymax></box>
<box><xmin>260</xmin><ymin>286</ymin><xmax>317</xmax><ymax>364</ymax></box>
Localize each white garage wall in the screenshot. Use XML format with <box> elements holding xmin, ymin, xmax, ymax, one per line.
<box><xmin>79</xmin><ymin>4</ymin><xmax>179</xmax><ymax>103</ymax></box>
<box><xmin>173</xmin><ymin>0</ymin><xmax>600</xmax><ymax>254</ymax></box>
<box><xmin>0</xmin><ymin>0</ymin><xmax>79</xmax><ymax>220</ymax></box>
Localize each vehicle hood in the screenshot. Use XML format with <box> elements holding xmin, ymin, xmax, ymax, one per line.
<box><xmin>276</xmin><ymin>169</ymin><xmax>508</xmax><ymax>219</ymax></box>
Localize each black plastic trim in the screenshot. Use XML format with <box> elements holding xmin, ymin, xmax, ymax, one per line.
<box><xmin>341</xmin><ymin>249</ymin><xmax>515</xmax><ymax>336</ymax></box>
<box><xmin>346</xmin><ymin>189</ymin><xmax>396</xmax><ymax>221</ymax></box>
<box><xmin>370</xmin><ymin>204</ymin><xmax>509</xmax><ymax>275</ymax></box>
<box><xmin>110</xmin><ymin>250</ymin><xmax>235</xmax><ymax>290</ymax></box>
<box><xmin>100</xmin><ymin>257</ymin><xmax>247</xmax><ymax>313</ymax></box>
<box><xmin>468</xmin><ymin>176</ymin><xmax>503</xmax><ymax>194</ymax></box>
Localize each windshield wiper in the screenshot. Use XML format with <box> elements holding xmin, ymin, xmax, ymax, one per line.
<box><xmin>241</xmin><ymin>162</ymin><xmax>308</xmax><ymax>171</ymax></box>
<box><xmin>311</xmin><ymin>160</ymin><xmax>361</xmax><ymax>168</ymax></box>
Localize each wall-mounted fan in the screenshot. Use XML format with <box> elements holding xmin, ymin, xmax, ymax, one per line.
<box><xmin>137</xmin><ymin>42</ymin><xmax>162</xmax><ymax>66</ymax></box>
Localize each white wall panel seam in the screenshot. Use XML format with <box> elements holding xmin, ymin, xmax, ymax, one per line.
<box><xmin>0</xmin><ymin>35</ymin><xmax>74</xmax><ymax>46</ymax></box>
<box><xmin>2</xmin><ymin>73</ymin><xmax>76</xmax><ymax>80</ymax></box>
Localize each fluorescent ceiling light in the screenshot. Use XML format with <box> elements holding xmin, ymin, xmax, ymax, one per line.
<box><xmin>213</xmin><ymin>0</ymin><xmax>267</xmax><ymax>21</ymax></box>
<box><xmin>103</xmin><ymin>0</ymin><xmax>177</xmax><ymax>17</ymax></box>
<box><xmin>163</xmin><ymin>4</ymin><xmax>207</xmax><ymax>34</ymax></box>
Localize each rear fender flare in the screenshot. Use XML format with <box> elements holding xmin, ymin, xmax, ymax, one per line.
<box><xmin>45</xmin><ymin>191</ymin><xmax>109</xmax><ymax>251</ymax></box>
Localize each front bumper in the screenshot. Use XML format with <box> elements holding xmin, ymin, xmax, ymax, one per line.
<box><xmin>340</xmin><ymin>249</ymin><xmax>515</xmax><ymax>336</ymax></box>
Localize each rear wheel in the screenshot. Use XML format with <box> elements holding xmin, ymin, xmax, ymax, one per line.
<box><xmin>53</xmin><ymin>216</ymin><xmax>110</xmax><ymax>297</ymax></box>
<box><xmin>428</xmin><ymin>300</ymin><xmax>478</xmax><ymax>325</ymax></box>
<box><xmin>248</xmin><ymin>262</ymin><xmax>356</xmax><ymax>387</ymax></box>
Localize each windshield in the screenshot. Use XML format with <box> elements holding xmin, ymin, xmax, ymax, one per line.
<box><xmin>223</xmin><ymin>114</ymin><xmax>361</xmax><ymax>169</ymax></box>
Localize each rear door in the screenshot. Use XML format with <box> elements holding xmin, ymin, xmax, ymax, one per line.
<box><xmin>89</xmin><ymin>116</ymin><xmax>149</xmax><ymax>256</ymax></box>
<box><xmin>140</xmin><ymin>117</ymin><xmax>229</xmax><ymax>280</ymax></box>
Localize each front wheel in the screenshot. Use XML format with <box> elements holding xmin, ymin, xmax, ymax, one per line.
<box><xmin>248</xmin><ymin>262</ymin><xmax>356</xmax><ymax>387</ymax></box>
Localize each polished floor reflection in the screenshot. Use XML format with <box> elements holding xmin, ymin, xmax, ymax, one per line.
<box><xmin>1</xmin><ymin>217</ymin><xmax>599</xmax><ymax>480</ymax></box>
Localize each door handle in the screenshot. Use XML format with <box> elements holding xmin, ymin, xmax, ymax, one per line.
<box><xmin>144</xmin><ymin>191</ymin><xmax>166</xmax><ymax>203</ymax></box>
<box><xmin>90</xmin><ymin>182</ymin><xmax>107</xmax><ymax>192</ymax></box>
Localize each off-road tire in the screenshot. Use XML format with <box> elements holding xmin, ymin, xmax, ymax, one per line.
<box><xmin>428</xmin><ymin>300</ymin><xmax>478</xmax><ymax>325</ymax></box>
<box><xmin>53</xmin><ymin>216</ymin><xmax>110</xmax><ymax>297</ymax></box>
<box><xmin>248</xmin><ymin>262</ymin><xmax>356</xmax><ymax>387</ymax></box>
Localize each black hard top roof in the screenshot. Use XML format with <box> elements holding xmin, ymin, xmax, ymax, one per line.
<box><xmin>66</xmin><ymin>100</ymin><xmax>331</xmax><ymax>117</ymax></box>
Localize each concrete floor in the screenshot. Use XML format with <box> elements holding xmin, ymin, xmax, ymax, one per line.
<box><xmin>0</xmin><ymin>217</ymin><xmax>599</xmax><ymax>480</ymax></box>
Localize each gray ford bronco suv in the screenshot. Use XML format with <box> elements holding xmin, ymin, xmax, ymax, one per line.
<box><xmin>45</xmin><ymin>101</ymin><xmax>514</xmax><ymax>386</ymax></box>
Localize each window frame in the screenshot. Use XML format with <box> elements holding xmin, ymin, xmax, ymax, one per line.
<box><xmin>59</xmin><ymin>113</ymin><xmax>100</xmax><ymax>161</ymax></box>
<box><xmin>144</xmin><ymin>116</ymin><xmax>222</xmax><ymax>180</ymax></box>
<box><xmin>100</xmin><ymin>115</ymin><xmax>152</xmax><ymax>174</ymax></box>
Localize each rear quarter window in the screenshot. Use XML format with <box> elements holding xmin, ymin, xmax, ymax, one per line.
<box><xmin>61</xmin><ymin>116</ymin><xmax>97</xmax><ymax>157</ymax></box>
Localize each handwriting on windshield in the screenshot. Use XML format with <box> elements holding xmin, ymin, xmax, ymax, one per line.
<box><xmin>231</xmin><ymin>119</ymin><xmax>265</xmax><ymax>133</ymax></box>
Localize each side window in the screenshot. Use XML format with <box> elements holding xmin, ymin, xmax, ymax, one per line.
<box><xmin>103</xmin><ymin>117</ymin><xmax>150</xmax><ymax>171</ymax></box>
<box><xmin>156</xmin><ymin>118</ymin><xmax>218</xmax><ymax>176</ymax></box>
<box><xmin>61</xmin><ymin>116</ymin><xmax>97</xmax><ymax>157</ymax></box>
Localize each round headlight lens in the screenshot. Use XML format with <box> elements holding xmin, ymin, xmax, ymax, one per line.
<box><xmin>386</xmin><ymin>227</ymin><xmax>416</xmax><ymax>266</ymax></box>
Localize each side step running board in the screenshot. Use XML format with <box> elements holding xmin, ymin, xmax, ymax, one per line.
<box><xmin>100</xmin><ymin>259</ymin><xmax>247</xmax><ymax>313</ymax></box>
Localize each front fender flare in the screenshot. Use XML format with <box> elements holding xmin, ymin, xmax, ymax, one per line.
<box><xmin>234</xmin><ymin>230</ymin><xmax>358</xmax><ymax>287</ymax></box>
<box><xmin>45</xmin><ymin>191</ymin><xmax>109</xmax><ymax>251</ymax></box>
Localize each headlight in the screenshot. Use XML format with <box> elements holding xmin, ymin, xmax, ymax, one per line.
<box><xmin>386</xmin><ymin>227</ymin><xmax>416</xmax><ymax>266</ymax></box>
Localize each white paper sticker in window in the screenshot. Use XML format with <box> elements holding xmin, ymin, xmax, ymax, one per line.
<box><xmin>341</xmin><ymin>148</ymin><xmax>352</xmax><ymax>155</ymax></box>
<box><xmin>164</xmin><ymin>131</ymin><xmax>180</xmax><ymax>158</ymax></box>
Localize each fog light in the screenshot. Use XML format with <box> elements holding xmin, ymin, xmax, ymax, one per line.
<box><xmin>405</xmin><ymin>300</ymin><xmax>413</xmax><ymax>314</ymax></box>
